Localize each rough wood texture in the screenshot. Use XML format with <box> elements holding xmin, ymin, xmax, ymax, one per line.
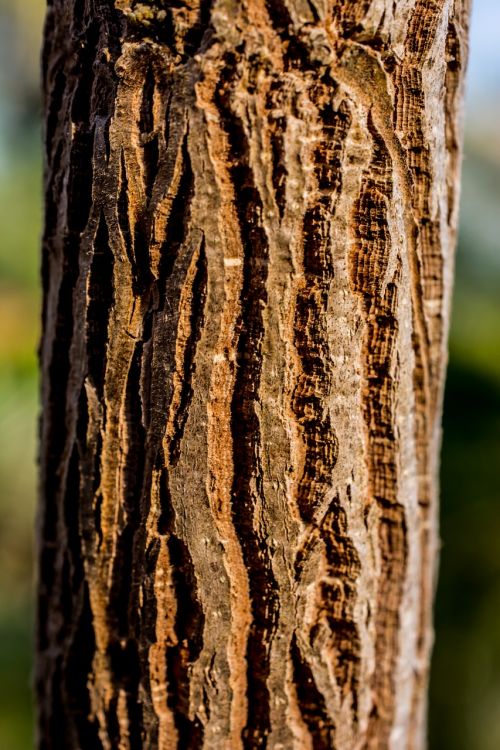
<box><xmin>37</xmin><ymin>1</ymin><xmax>470</xmax><ymax>748</ymax></box>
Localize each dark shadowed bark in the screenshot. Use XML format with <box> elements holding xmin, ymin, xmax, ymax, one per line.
<box><xmin>37</xmin><ymin>1</ymin><xmax>470</xmax><ymax>748</ymax></box>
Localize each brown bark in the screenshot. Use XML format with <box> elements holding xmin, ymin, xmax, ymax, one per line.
<box><xmin>37</xmin><ymin>1</ymin><xmax>470</xmax><ymax>748</ymax></box>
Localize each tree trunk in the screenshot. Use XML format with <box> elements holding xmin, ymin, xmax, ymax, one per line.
<box><xmin>37</xmin><ymin>1</ymin><xmax>470</xmax><ymax>748</ymax></box>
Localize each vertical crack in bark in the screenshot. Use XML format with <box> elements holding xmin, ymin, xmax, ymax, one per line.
<box><xmin>45</xmin><ymin>66</ymin><xmax>67</xmax><ymax>161</ymax></box>
<box><xmin>118</xmin><ymin>150</ymin><xmax>134</xmax><ymax>265</ymax></box>
<box><xmin>167</xmin><ymin>239</ymin><xmax>208</xmax><ymax>466</ymax></box>
<box><xmin>129</xmin><ymin>164</ymin><xmax>206</xmax><ymax>744</ymax></box>
<box><xmin>317</xmin><ymin>501</ymin><xmax>361</xmax><ymax>716</ymax></box>
<box><xmin>65</xmin><ymin>582</ymin><xmax>103</xmax><ymax>748</ymax></box>
<box><xmin>215</xmin><ymin>55</ymin><xmax>279</xmax><ymax>749</ymax></box>
<box><xmin>443</xmin><ymin>4</ymin><xmax>469</xmax><ymax>230</ymax></box>
<box><xmin>86</xmin><ymin>213</ymin><xmax>115</xmax><ymax>399</ymax></box>
<box><xmin>140</xmin><ymin>65</ymin><xmax>159</xmax><ymax>202</ymax></box>
<box><xmin>166</xmin><ymin>534</ymin><xmax>206</xmax><ymax>748</ymax></box>
<box><xmin>291</xmin><ymin>633</ymin><xmax>336</xmax><ymax>750</ymax></box>
<box><xmin>292</xmin><ymin>90</ymin><xmax>347</xmax><ymax>525</ymax></box>
<box><xmin>199</xmin><ymin>58</ymin><xmax>255</xmax><ymax>745</ymax></box>
<box><xmin>351</xmin><ymin>113</ymin><xmax>407</xmax><ymax>746</ymax></box>
<box><xmin>292</xmin><ymin>87</ymin><xmax>362</xmax><ymax>743</ymax></box>
<box><xmin>393</xmin><ymin>0</ymin><xmax>446</xmax><ymax>401</ymax></box>
<box><xmin>267</xmin><ymin>81</ymin><xmax>288</xmax><ymax>220</ymax></box>
<box><xmin>155</xmin><ymin>231</ymin><xmax>208</xmax><ymax>746</ymax></box>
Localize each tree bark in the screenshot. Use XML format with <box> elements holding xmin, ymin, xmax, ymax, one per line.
<box><xmin>37</xmin><ymin>1</ymin><xmax>470</xmax><ymax>748</ymax></box>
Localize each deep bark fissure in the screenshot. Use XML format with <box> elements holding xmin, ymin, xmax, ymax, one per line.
<box><xmin>216</xmin><ymin>63</ymin><xmax>280</xmax><ymax>747</ymax></box>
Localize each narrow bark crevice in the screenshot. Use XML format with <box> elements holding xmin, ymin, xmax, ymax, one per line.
<box><xmin>267</xmin><ymin>81</ymin><xmax>288</xmax><ymax>219</ymax></box>
<box><xmin>166</xmin><ymin>534</ymin><xmax>206</xmax><ymax>749</ymax></box>
<box><xmin>292</xmin><ymin>93</ymin><xmax>350</xmax><ymax>524</ymax></box>
<box><xmin>118</xmin><ymin>149</ymin><xmax>134</xmax><ymax>268</ymax></box>
<box><xmin>168</xmin><ymin>238</ymin><xmax>208</xmax><ymax>467</ymax></box>
<box><xmin>291</xmin><ymin>634</ymin><xmax>337</xmax><ymax>750</ymax></box>
<box><xmin>86</xmin><ymin>212</ymin><xmax>115</xmax><ymax>399</ymax></box>
<box><xmin>216</xmin><ymin>55</ymin><xmax>280</xmax><ymax>749</ymax></box>
<box><xmin>41</xmin><ymin>236</ymin><xmax>78</xmax><ymax>536</ymax></box>
<box><xmin>140</xmin><ymin>66</ymin><xmax>159</xmax><ymax>201</ymax></box>
<box><xmin>157</xmin><ymin>137</ymin><xmax>194</xmax><ymax>301</ymax></box>
<box><xmin>351</xmin><ymin>115</ymin><xmax>408</xmax><ymax>745</ymax></box>
<box><xmin>106</xmin><ymin>638</ymin><xmax>144</xmax><ymax>748</ymax></box>
<box><xmin>45</xmin><ymin>67</ymin><xmax>67</xmax><ymax>160</ymax></box>
<box><xmin>123</xmin><ymin>341</ymin><xmax>147</xmax><ymax>528</ymax></box>
<box><xmin>70</xmin><ymin>19</ymin><xmax>100</xmax><ymax>124</ymax></box>
<box><xmin>63</xmin><ymin>584</ymin><xmax>102</xmax><ymax>749</ymax></box>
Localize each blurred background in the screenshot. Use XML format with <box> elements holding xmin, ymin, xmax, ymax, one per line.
<box><xmin>0</xmin><ymin>1</ymin><xmax>498</xmax><ymax>747</ymax></box>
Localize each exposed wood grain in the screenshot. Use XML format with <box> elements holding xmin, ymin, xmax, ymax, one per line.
<box><xmin>37</xmin><ymin>1</ymin><xmax>470</xmax><ymax>747</ymax></box>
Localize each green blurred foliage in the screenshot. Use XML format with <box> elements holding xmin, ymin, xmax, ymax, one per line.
<box><xmin>0</xmin><ymin>155</ymin><xmax>40</xmax><ymax>750</ymax></box>
<box><xmin>0</xmin><ymin>2</ymin><xmax>43</xmax><ymax>745</ymax></box>
<box><xmin>428</xmin><ymin>150</ymin><xmax>500</xmax><ymax>750</ymax></box>
<box><xmin>0</xmin><ymin>1</ymin><xmax>498</xmax><ymax>749</ymax></box>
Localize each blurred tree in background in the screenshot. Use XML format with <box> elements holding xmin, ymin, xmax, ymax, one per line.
<box><xmin>0</xmin><ymin>1</ymin><xmax>498</xmax><ymax>748</ymax></box>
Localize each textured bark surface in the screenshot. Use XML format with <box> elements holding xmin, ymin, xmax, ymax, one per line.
<box><xmin>37</xmin><ymin>1</ymin><xmax>470</xmax><ymax>748</ymax></box>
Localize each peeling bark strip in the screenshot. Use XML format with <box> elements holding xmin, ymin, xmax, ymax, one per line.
<box><xmin>38</xmin><ymin>1</ymin><xmax>470</xmax><ymax>748</ymax></box>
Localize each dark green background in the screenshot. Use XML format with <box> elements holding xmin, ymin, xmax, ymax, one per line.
<box><xmin>0</xmin><ymin>1</ymin><xmax>498</xmax><ymax>747</ymax></box>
